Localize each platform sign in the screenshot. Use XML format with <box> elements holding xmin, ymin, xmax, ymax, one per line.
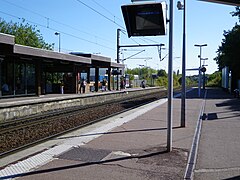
<box><xmin>199</xmin><ymin>0</ymin><xmax>240</xmax><ymax>6</ymax></box>
<box><xmin>121</xmin><ymin>2</ymin><xmax>167</xmax><ymax>37</ymax></box>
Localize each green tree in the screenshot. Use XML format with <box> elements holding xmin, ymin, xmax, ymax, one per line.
<box><xmin>126</xmin><ymin>67</ymin><xmax>188</xmax><ymax>88</ymax></box>
<box><xmin>186</xmin><ymin>76</ymin><xmax>198</xmax><ymax>86</ymax></box>
<box><xmin>214</xmin><ymin>24</ymin><xmax>240</xmax><ymax>89</ymax></box>
<box><xmin>206</xmin><ymin>71</ymin><xmax>222</xmax><ymax>87</ymax></box>
<box><xmin>231</xmin><ymin>7</ymin><xmax>240</xmax><ymax>20</ymax></box>
<box><xmin>215</xmin><ymin>25</ymin><xmax>240</xmax><ymax>69</ymax></box>
<box><xmin>173</xmin><ymin>72</ymin><xmax>180</xmax><ymax>87</ymax></box>
<box><xmin>156</xmin><ymin>76</ymin><xmax>168</xmax><ymax>88</ymax></box>
<box><xmin>0</xmin><ymin>19</ymin><xmax>54</xmax><ymax>50</ymax></box>
<box><xmin>157</xmin><ymin>69</ymin><xmax>167</xmax><ymax>77</ymax></box>
<box><xmin>125</xmin><ymin>67</ymin><xmax>157</xmax><ymax>80</ymax></box>
<box><xmin>214</xmin><ymin>8</ymin><xmax>240</xmax><ymax>90</ymax></box>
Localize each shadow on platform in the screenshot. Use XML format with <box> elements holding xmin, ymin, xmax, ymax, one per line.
<box><xmin>56</xmin><ymin>126</ymin><xmax>182</xmax><ymax>140</ymax></box>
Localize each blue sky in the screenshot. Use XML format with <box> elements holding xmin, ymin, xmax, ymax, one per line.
<box><xmin>0</xmin><ymin>0</ymin><xmax>238</xmax><ymax>75</ymax></box>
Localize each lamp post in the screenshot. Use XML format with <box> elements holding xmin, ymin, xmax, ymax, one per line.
<box><xmin>194</xmin><ymin>44</ymin><xmax>207</xmax><ymax>97</ymax></box>
<box><xmin>55</xmin><ymin>32</ymin><xmax>61</xmax><ymax>52</ymax></box>
<box><xmin>177</xmin><ymin>0</ymin><xmax>186</xmax><ymax>127</ymax></box>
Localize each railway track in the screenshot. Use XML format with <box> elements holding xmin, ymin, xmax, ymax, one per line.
<box><xmin>0</xmin><ymin>91</ymin><xmax>167</xmax><ymax>157</ymax></box>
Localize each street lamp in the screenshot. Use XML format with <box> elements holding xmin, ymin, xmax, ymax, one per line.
<box><xmin>55</xmin><ymin>32</ymin><xmax>61</xmax><ymax>52</ymax></box>
<box><xmin>194</xmin><ymin>44</ymin><xmax>207</xmax><ymax>97</ymax></box>
<box><xmin>177</xmin><ymin>0</ymin><xmax>186</xmax><ymax>127</ymax></box>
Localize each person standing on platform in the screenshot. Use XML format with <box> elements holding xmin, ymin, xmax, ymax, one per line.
<box><xmin>2</xmin><ymin>81</ymin><xmax>9</xmax><ymax>93</ymax></box>
<box><xmin>102</xmin><ymin>79</ymin><xmax>107</xmax><ymax>91</ymax></box>
<box><xmin>120</xmin><ymin>79</ymin><xmax>125</xmax><ymax>90</ymax></box>
<box><xmin>78</xmin><ymin>79</ymin><xmax>81</xmax><ymax>94</ymax></box>
<box><xmin>141</xmin><ymin>80</ymin><xmax>145</xmax><ymax>88</ymax></box>
<box><xmin>80</xmin><ymin>79</ymin><xmax>86</xmax><ymax>93</ymax></box>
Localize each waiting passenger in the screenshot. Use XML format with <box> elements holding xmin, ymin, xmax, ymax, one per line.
<box><xmin>102</xmin><ymin>79</ymin><xmax>107</xmax><ymax>91</ymax></box>
<box><xmin>141</xmin><ymin>80</ymin><xmax>145</xmax><ymax>88</ymax></box>
<box><xmin>2</xmin><ymin>82</ymin><xmax>9</xmax><ymax>92</ymax></box>
<box><xmin>78</xmin><ymin>79</ymin><xmax>81</xmax><ymax>94</ymax></box>
<box><xmin>80</xmin><ymin>79</ymin><xmax>86</xmax><ymax>93</ymax></box>
<box><xmin>120</xmin><ymin>79</ymin><xmax>125</xmax><ymax>90</ymax></box>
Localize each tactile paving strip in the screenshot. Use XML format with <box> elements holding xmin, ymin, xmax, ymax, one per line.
<box><xmin>57</xmin><ymin>147</ymin><xmax>112</xmax><ymax>162</ymax></box>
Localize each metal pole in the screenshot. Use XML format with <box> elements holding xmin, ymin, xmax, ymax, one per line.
<box><xmin>58</xmin><ymin>33</ymin><xmax>61</xmax><ymax>53</ymax></box>
<box><xmin>159</xmin><ymin>44</ymin><xmax>165</xmax><ymax>61</ymax></box>
<box><xmin>55</xmin><ymin>32</ymin><xmax>61</xmax><ymax>52</ymax></box>
<box><xmin>195</xmin><ymin>44</ymin><xmax>207</xmax><ymax>97</ymax></box>
<box><xmin>13</xmin><ymin>59</ymin><xmax>16</xmax><ymax>96</ymax></box>
<box><xmin>0</xmin><ymin>59</ymin><xmax>2</xmax><ymax>97</ymax></box>
<box><xmin>198</xmin><ymin>47</ymin><xmax>202</xmax><ymax>97</ymax></box>
<box><xmin>116</xmin><ymin>29</ymin><xmax>120</xmax><ymax>90</ymax></box>
<box><xmin>181</xmin><ymin>0</ymin><xmax>186</xmax><ymax>127</ymax></box>
<box><xmin>167</xmin><ymin>0</ymin><xmax>173</xmax><ymax>152</ymax></box>
<box><xmin>203</xmin><ymin>71</ymin><xmax>205</xmax><ymax>90</ymax></box>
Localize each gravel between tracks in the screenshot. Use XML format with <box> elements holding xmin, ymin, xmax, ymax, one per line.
<box><xmin>0</xmin><ymin>92</ymin><xmax>166</xmax><ymax>155</ymax></box>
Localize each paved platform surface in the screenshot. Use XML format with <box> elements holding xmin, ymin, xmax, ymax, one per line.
<box><xmin>0</xmin><ymin>88</ymin><xmax>239</xmax><ymax>179</ymax></box>
<box><xmin>194</xmin><ymin>88</ymin><xmax>240</xmax><ymax>180</ymax></box>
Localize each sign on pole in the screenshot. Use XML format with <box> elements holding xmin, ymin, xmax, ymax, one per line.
<box><xmin>121</xmin><ymin>0</ymin><xmax>173</xmax><ymax>152</ymax></box>
<box><xmin>199</xmin><ymin>0</ymin><xmax>240</xmax><ymax>6</ymax></box>
<box><xmin>121</xmin><ymin>2</ymin><xmax>167</xmax><ymax>37</ymax></box>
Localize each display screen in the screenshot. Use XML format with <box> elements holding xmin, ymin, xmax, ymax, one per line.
<box><xmin>136</xmin><ymin>10</ymin><xmax>162</xmax><ymax>30</ymax></box>
<box><xmin>121</xmin><ymin>2</ymin><xmax>166</xmax><ymax>37</ymax></box>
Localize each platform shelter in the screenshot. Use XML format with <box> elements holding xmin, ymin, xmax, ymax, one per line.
<box><xmin>0</xmin><ymin>33</ymin><xmax>124</xmax><ymax>98</ymax></box>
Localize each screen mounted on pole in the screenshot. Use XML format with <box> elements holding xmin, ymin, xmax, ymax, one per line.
<box><xmin>121</xmin><ymin>2</ymin><xmax>167</xmax><ymax>37</ymax></box>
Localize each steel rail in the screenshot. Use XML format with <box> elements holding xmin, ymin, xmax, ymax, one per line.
<box><xmin>0</xmin><ymin>91</ymin><xmax>166</xmax><ymax>158</ymax></box>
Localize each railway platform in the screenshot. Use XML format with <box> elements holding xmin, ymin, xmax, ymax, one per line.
<box><xmin>194</xmin><ymin>88</ymin><xmax>240</xmax><ymax>179</ymax></box>
<box><xmin>0</xmin><ymin>88</ymin><xmax>239</xmax><ymax>179</ymax></box>
<box><xmin>0</xmin><ymin>87</ymin><xmax>163</xmax><ymax>122</ymax></box>
<box><xmin>0</xmin><ymin>87</ymin><xmax>162</xmax><ymax>108</ymax></box>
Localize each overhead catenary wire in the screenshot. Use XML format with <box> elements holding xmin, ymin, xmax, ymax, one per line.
<box><xmin>1</xmin><ymin>0</ymin><xmax>166</xmax><ymax>66</ymax></box>
<box><xmin>1</xmin><ymin>0</ymin><xmax>48</xmax><ymax>20</ymax></box>
<box><xmin>1</xmin><ymin>0</ymin><xmax>114</xmax><ymax>45</ymax></box>
<box><xmin>0</xmin><ymin>10</ymin><xmax>116</xmax><ymax>51</ymax></box>
<box><xmin>89</xmin><ymin>0</ymin><xmax>123</xmax><ymax>23</ymax></box>
<box><xmin>2</xmin><ymin>0</ymin><xmax>157</xmax><ymax>49</ymax></box>
<box><xmin>73</xmin><ymin>0</ymin><xmax>151</xmax><ymax>47</ymax></box>
<box><xmin>75</xmin><ymin>0</ymin><xmax>126</xmax><ymax>30</ymax></box>
<box><xmin>2</xmin><ymin>0</ymin><xmax>149</xmax><ymax>49</ymax></box>
<box><xmin>74</xmin><ymin>0</ymin><xmax>159</xmax><ymax>47</ymax></box>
